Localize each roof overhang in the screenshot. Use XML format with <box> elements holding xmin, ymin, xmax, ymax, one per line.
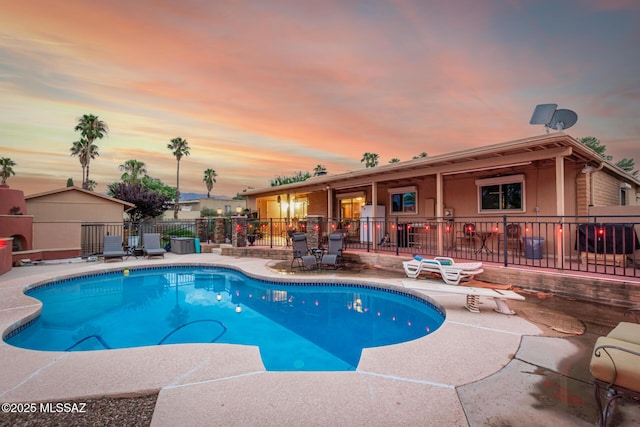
<box><xmin>244</xmin><ymin>133</ymin><xmax>640</xmax><ymax>196</ymax></box>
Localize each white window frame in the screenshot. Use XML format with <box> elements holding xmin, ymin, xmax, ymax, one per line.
<box><xmin>388</xmin><ymin>186</ymin><xmax>418</xmax><ymax>215</ymax></box>
<box><xmin>475</xmin><ymin>175</ymin><xmax>525</xmax><ymax>213</ymax></box>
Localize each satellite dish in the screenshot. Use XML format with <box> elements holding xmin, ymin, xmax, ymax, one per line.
<box><xmin>548</xmin><ymin>109</ymin><xmax>578</xmax><ymax>131</ymax></box>
<box><xmin>529</xmin><ymin>104</ymin><xmax>578</xmax><ymax>132</ymax></box>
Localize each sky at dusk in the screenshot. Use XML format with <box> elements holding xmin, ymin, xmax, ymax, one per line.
<box><xmin>1</xmin><ymin>0</ymin><xmax>639</xmax><ymax>197</ymax></box>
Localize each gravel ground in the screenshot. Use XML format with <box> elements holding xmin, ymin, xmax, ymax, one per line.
<box><xmin>0</xmin><ymin>394</ymin><xmax>157</xmax><ymax>427</ymax></box>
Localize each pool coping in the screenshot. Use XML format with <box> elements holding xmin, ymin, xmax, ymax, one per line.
<box><xmin>0</xmin><ymin>253</ymin><xmax>545</xmax><ymax>425</ymax></box>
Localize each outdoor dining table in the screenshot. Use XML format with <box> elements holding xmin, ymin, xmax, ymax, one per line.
<box><xmin>474</xmin><ymin>231</ymin><xmax>494</xmax><ymax>254</ymax></box>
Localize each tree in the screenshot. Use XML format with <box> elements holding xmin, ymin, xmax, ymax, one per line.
<box><xmin>412</xmin><ymin>152</ymin><xmax>428</xmax><ymax>160</ymax></box>
<box><xmin>140</xmin><ymin>176</ymin><xmax>177</xmax><ymax>201</ymax></box>
<box><xmin>579</xmin><ymin>136</ymin><xmax>612</xmax><ymax>161</ymax></box>
<box><xmin>389</xmin><ymin>158</ymin><xmax>400</xmax><ymax>163</ymax></box>
<box><xmin>203</xmin><ymin>168</ymin><xmax>218</xmax><ymax>198</ymax></box>
<box><xmin>616</xmin><ymin>158</ymin><xmax>639</xmax><ymax>177</ymax></box>
<box><xmin>70</xmin><ymin>138</ymin><xmax>99</xmax><ymax>187</ymax></box>
<box><xmin>360</xmin><ymin>152</ymin><xmax>379</xmax><ymax>168</ymax></box>
<box><xmin>86</xmin><ymin>180</ymin><xmax>97</xmax><ymax>191</ymax></box>
<box><xmin>313</xmin><ymin>164</ymin><xmax>327</xmax><ymax>176</ymax></box>
<box><xmin>66</xmin><ymin>178</ymin><xmax>74</xmax><ymax>187</ymax></box>
<box><xmin>74</xmin><ymin>114</ymin><xmax>108</xmax><ymax>189</ymax></box>
<box><xmin>270</xmin><ymin>171</ymin><xmax>311</xmax><ymax>186</ymax></box>
<box><xmin>167</xmin><ymin>137</ymin><xmax>190</xmax><ymax>219</ymax></box>
<box><xmin>109</xmin><ymin>182</ymin><xmax>170</xmax><ymax>222</ymax></box>
<box><xmin>119</xmin><ymin>160</ymin><xmax>147</xmax><ymax>184</ymax></box>
<box><xmin>0</xmin><ymin>157</ymin><xmax>16</xmax><ymax>185</ymax></box>
<box><xmin>580</xmin><ymin>136</ymin><xmax>638</xmax><ymax>176</ymax></box>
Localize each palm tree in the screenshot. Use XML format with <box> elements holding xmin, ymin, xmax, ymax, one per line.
<box><xmin>167</xmin><ymin>137</ymin><xmax>190</xmax><ymax>218</ymax></box>
<box><xmin>389</xmin><ymin>158</ymin><xmax>400</xmax><ymax>163</ymax></box>
<box><xmin>360</xmin><ymin>152</ymin><xmax>379</xmax><ymax>168</ymax></box>
<box><xmin>313</xmin><ymin>164</ymin><xmax>327</xmax><ymax>176</ymax></box>
<box><xmin>86</xmin><ymin>179</ymin><xmax>98</xmax><ymax>191</ymax></box>
<box><xmin>119</xmin><ymin>159</ymin><xmax>147</xmax><ymax>184</ymax></box>
<box><xmin>0</xmin><ymin>157</ymin><xmax>16</xmax><ymax>185</ymax></box>
<box><xmin>412</xmin><ymin>152</ymin><xmax>428</xmax><ymax>160</ymax></box>
<box><xmin>203</xmin><ymin>168</ymin><xmax>217</xmax><ymax>198</ymax></box>
<box><xmin>73</xmin><ymin>114</ymin><xmax>108</xmax><ymax>189</ymax></box>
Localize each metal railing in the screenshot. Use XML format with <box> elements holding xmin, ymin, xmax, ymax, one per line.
<box><xmin>81</xmin><ymin>215</ymin><xmax>640</xmax><ymax>279</ymax></box>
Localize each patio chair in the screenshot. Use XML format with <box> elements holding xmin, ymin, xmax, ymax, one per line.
<box><xmin>402</xmin><ymin>255</ymin><xmax>483</xmax><ymax>285</ymax></box>
<box><xmin>498</xmin><ymin>223</ymin><xmax>522</xmax><ymax>255</ymax></box>
<box><xmin>320</xmin><ymin>232</ymin><xmax>344</xmax><ymax>269</ymax></box>
<box><xmin>143</xmin><ymin>233</ymin><xmax>167</xmax><ymax>259</ymax></box>
<box><xmin>103</xmin><ymin>235</ymin><xmax>125</xmax><ymax>262</ymax></box>
<box><xmin>291</xmin><ymin>232</ymin><xmax>318</xmax><ymax>270</ymax></box>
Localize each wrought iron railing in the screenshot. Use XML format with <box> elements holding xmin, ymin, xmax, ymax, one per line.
<box><xmin>81</xmin><ymin>215</ymin><xmax>640</xmax><ymax>278</ymax></box>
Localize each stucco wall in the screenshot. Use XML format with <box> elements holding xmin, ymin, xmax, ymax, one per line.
<box><xmin>27</xmin><ymin>191</ymin><xmax>124</xmax><ymax>223</ymax></box>
<box><xmin>32</xmin><ymin>222</ymin><xmax>81</xmax><ymax>250</ymax></box>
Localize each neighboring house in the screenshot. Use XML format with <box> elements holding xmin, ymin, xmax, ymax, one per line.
<box><xmin>25</xmin><ymin>186</ymin><xmax>135</xmax><ymax>259</ymax></box>
<box><xmin>243</xmin><ymin>133</ymin><xmax>640</xmax><ymax>253</ymax></box>
<box><xmin>165</xmin><ymin>197</ymin><xmax>248</xmax><ymax>220</ymax></box>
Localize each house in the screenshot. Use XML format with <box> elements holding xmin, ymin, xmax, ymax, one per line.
<box><xmin>243</xmin><ymin>133</ymin><xmax>640</xmax><ymax>255</ymax></box>
<box><xmin>164</xmin><ymin>197</ymin><xmax>248</xmax><ymax>219</ymax></box>
<box><xmin>23</xmin><ymin>186</ymin><xmax>134</xmax><ymax>261</ymax></box>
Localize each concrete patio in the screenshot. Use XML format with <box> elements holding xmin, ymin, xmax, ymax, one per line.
<box><xmin>1</xmin><ymin>252</ymin><xmax>639</xmax><ymax>426</ymax></box>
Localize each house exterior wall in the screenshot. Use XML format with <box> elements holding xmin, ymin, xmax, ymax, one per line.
<box><xmin>32</xmin><ymin>222</ymin><xmax>81</xmax><ymax>250</ymax></box>
<box><xmin>590</xmin><ymin>170</ymin><xmax>639</xmax><ymax>207</ymax></box>
<box><xmin>592</xmin><ymin>171</ymin><xmax>622</xmax><ymax>206</ymax></box>
<box><xmin>27</xmin><ymin>191</ymin><xmax>125</xmax><ymax>222</ymax></box>
<box><xmin>307</xmin><ymin>191</ymin><xmax>328</xmax><ymax>216</ymax></box>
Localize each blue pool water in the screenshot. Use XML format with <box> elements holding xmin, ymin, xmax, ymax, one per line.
<box><xmin>5</xmin><ymin>267</ymin><xmax>445</xmax><ymax>371</ymax></box>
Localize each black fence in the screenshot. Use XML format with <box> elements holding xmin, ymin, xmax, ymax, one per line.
<box><xmin>81</xmin><ymin>215</ymin><xmax>640</xmax><ymax>278</ymax></box>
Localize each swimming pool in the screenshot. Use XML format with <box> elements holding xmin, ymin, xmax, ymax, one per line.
<box><xmin>5</xmin><ymin>266</ymin><xmax>445</xmax><ymax>371</ymax></box>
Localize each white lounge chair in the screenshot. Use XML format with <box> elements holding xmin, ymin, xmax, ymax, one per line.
<box><xmin>403</xmin><ymin>256</ymin><xmax>483</xmax><ymax>285</ymax></box>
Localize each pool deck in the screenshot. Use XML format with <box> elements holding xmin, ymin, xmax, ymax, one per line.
<box><xmin>1</xmin><ymin>253</ymin><xmax>639</xmax><ymax>426</ymax></box>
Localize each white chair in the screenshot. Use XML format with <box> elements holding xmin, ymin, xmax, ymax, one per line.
<box><xmin>403</xmin><ymin>256</ymin><xmax>483</xmax><ymax>285</ymax></box>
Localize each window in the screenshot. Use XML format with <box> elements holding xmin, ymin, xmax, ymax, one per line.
<box><xmin>475</xmin><ymin>175</ymin><xmax>525</xmax><ymax>213</ymax></box>
<box><xmin>389</xmin><ymin>186</ymin><xmax>417</xmax><ymax>214</ymax></box>
<box><xmin>620</xmin><ymin>188</ymin><xmax>628</xmax><ymax>206</ymax></box>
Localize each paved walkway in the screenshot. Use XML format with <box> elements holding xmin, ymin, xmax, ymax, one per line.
<box><xmin>0</xmin><ymin>253</ymin><xmax>639</xmax><ymax>426</ymax></box>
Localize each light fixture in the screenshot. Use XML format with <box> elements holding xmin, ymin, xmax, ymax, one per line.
<box><xmin>216</xmin><ymin>293</ymin><xmax>222</xmax><ymax>302</ymax></box>
<box><xmin>581</xmin><ymin>165</ymin><xmax>594</xmax><ymax>174</ymax></box>
<box><xmin>235</xmin><ymin>206</ymin><xmax>242</xmax><ymax>214</ymax></box>
<box><xmin>235</xmin><ymin>304</ymin><xmax>242</xmax><ymax>314</ymax></box>
<box><xmin>216</xmin><ymin>208</ymin><xmax>222</xmax><ymax>215</ymax></box>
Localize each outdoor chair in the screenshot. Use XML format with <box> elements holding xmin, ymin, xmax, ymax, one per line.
<box><xmin>143</xmin><ymin>233</ymin><xmax>167</xmax><ymax>259</ymax></box>
<box><xmin>291</xmin><ymin>232</ymin><xmax>318</xmax><ymax>270</ymax></box>
<box><xmin>498</xmin><ymin>223</ymin><xmax>522</xmax><ymax>255</ymax></box>
<box><xmin>102</xmin><ymin>235</ymin><xmax>125</xmax><ymax>262</ymax></box>
<box><xmin>402</xmin><ymin>255</ymin><xmax>483</xmax><ymax>285</ymax></box>
<box><xmin>589</xmin><ymin>307</ymin><xmax>640</xmax><ymax>426</ymax></box>
<box><xmin>320</xmin><ymin>232</ymin><xmax>344</xmax><ymax>269</ymax></box>
<box><xmin>456</xmin><ymin>223</ymin><xmax>478</xmax><ymax>250</ymax></box>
